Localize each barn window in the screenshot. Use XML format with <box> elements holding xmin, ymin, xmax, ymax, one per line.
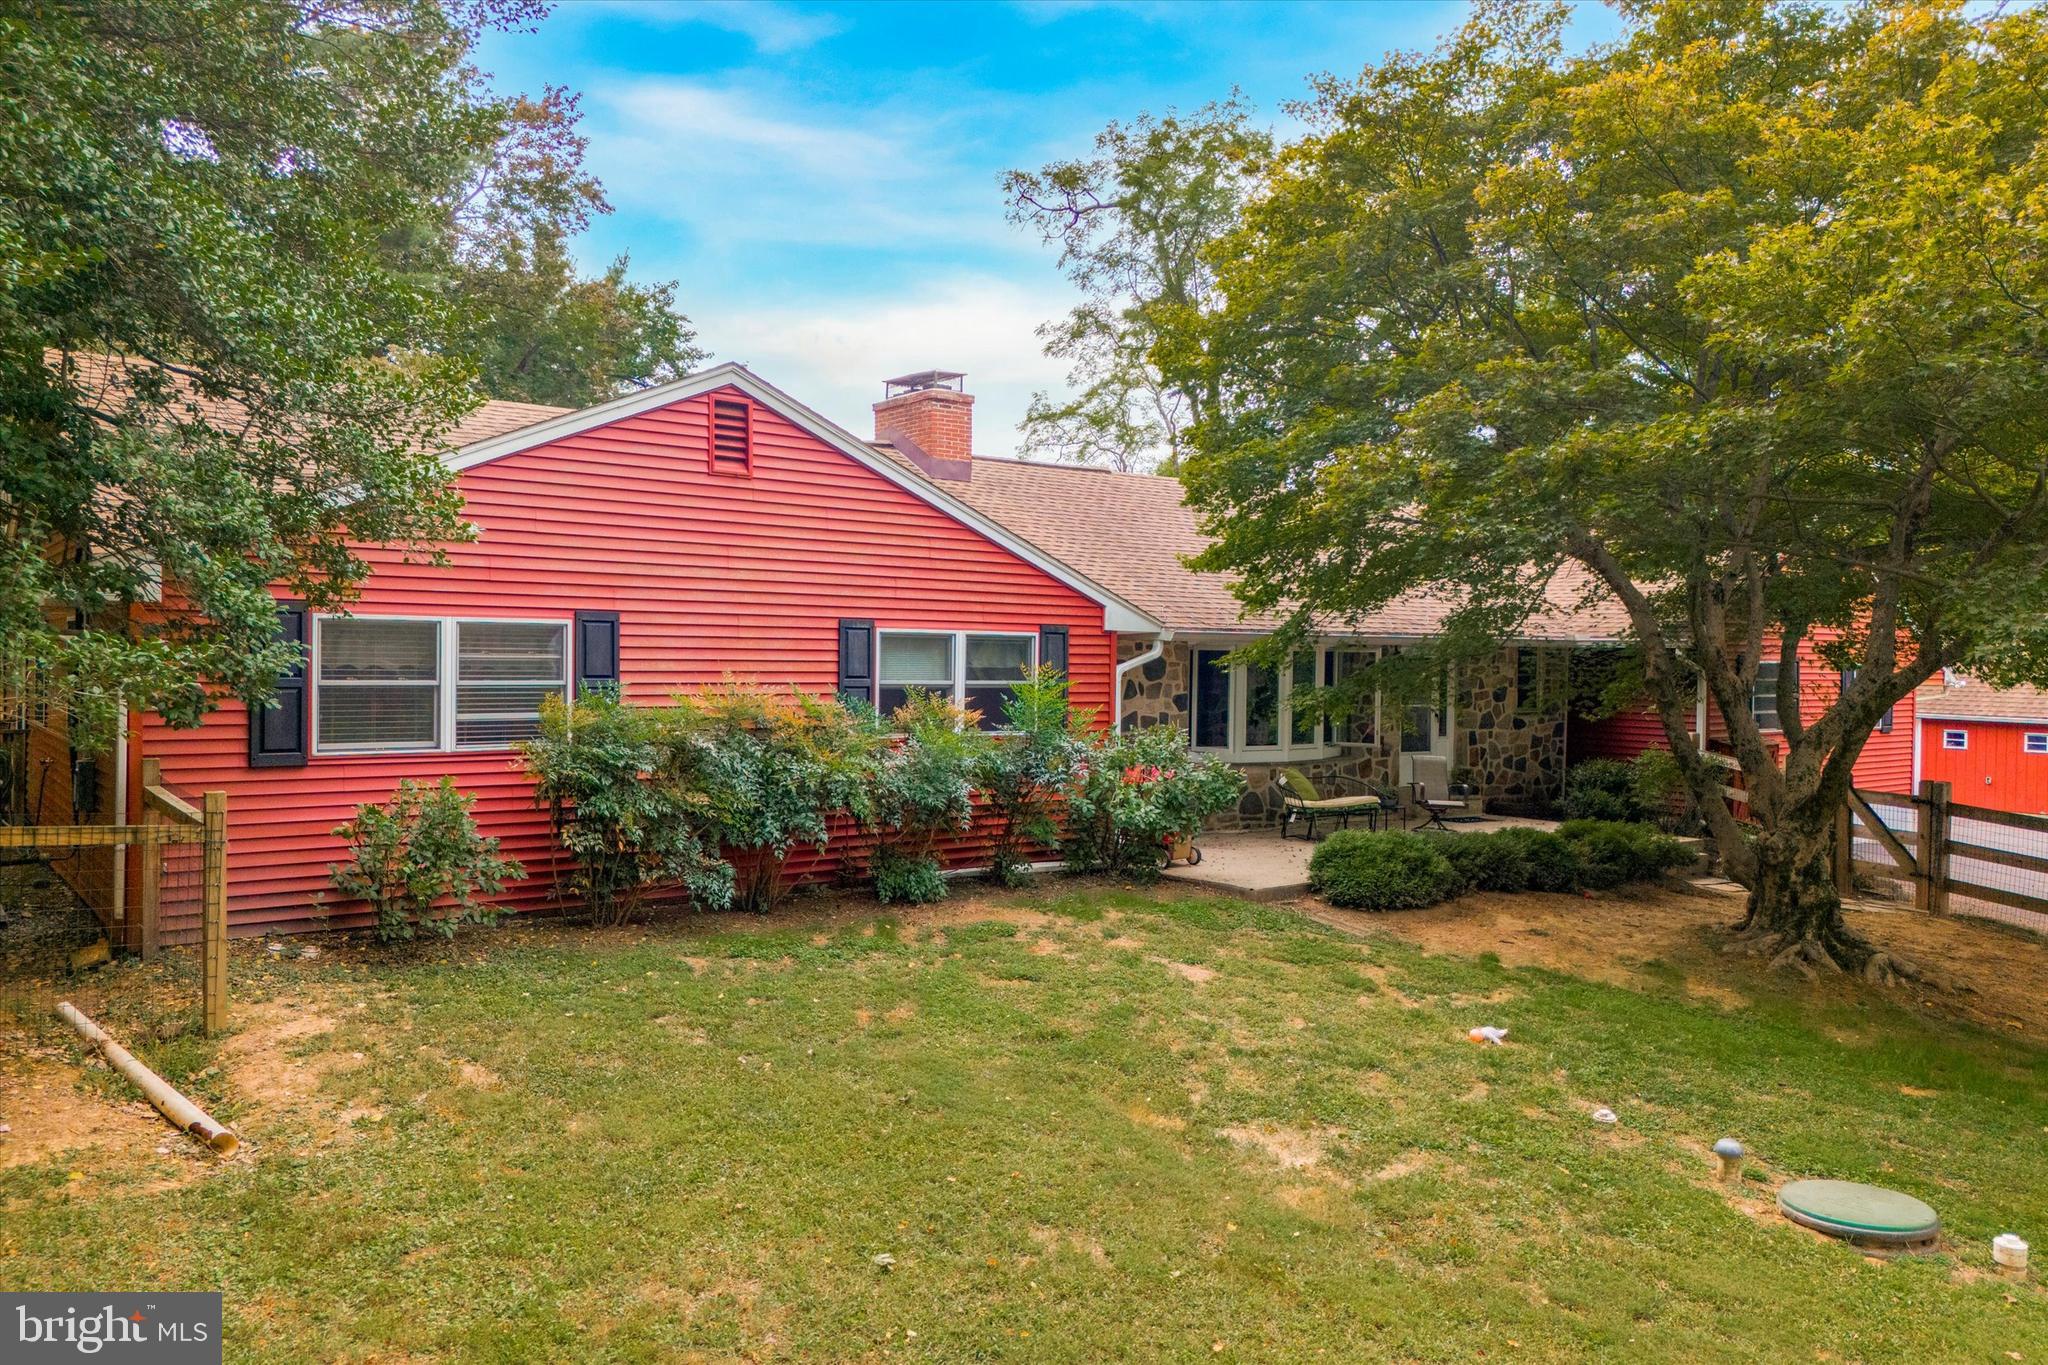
<box><xmin>709</xmin><ymin>395</ymin><xmax>753</xmax><ymax>475</ymax></box>
<box><xmin>1943</xmin><ymin>729</ymin><xmax>1968</xmax><ymax>750</ymax></box>
<box><xmin>1838</xmin><ymin>667</ymin><xmax>1894</xmax><ymax>733</ymax></box>
<box><xmin>2026</xmin><ymin>733</ymin><xmax>2048</xmax><ymax>755</ymax></box>
<box><xmin>314</xmin><ymin>615</ymin><xmax>568</xmax><ymax>754</ymax></box>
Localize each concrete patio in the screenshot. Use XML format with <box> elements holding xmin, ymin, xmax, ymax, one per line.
<box><xmin>1164</xmin><ymin>813</ymin><xmax>1562</xmax><ymax>901</ymax></box>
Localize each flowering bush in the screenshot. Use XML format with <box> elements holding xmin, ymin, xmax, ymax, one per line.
<box><xmin>522</xmin><ymin>693</ymin><xmax>733</xmax><ymax>925</ymax></box>
<box><xmin>663</xmin><ymin>684</ymin><xmax>885</xmax><ymax>912</ymax></box>
<box><xmin>1064</xmin><ymin>725</ymin><xmax>1244</xmax><ymax>880</ymax></box>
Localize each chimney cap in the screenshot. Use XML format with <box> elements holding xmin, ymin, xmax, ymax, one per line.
<box><xmin>883</xmin><ymin>370</ymin><xmax>967</xmax><ymax>398</ymax></box>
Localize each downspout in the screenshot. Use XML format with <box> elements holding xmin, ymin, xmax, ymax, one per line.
<box><xmin>1113</xmin><ymin>634</ymin><xmax>1170</xmax><ymax>732</ymax></box>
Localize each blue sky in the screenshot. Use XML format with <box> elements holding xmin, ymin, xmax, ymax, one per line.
<box><xmin>475</xmin><ymin>1</ymin><xmax>1619</xmax><ymax>454</ymax></box>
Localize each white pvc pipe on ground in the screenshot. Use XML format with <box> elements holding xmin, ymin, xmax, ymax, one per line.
<box><xmin>55</xmin><ymin>1001</ymin><xmax>238</xmax><ymax>1155</ymax></box>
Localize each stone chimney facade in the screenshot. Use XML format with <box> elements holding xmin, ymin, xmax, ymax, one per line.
<box><xmin>874</xmin><ymin>371</ymin><xmax>972</xmax><ymax>480</ymax></box>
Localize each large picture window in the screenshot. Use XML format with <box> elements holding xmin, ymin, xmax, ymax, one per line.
<box><xmin>1189</xmin><ymin>646</ymin><xmax>1331</xmax><ymax>759</ymax></box>
<box><xmin>877</xmin><ymin>630</ymin><xmax>1036</xmax><ymax>731</ymax></box>
<box><xmin>313</xmin><ymin>616</ymin><xmax>568</xmax><ymax>755</ymax></box>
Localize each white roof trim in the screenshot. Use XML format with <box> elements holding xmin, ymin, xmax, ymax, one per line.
<box><xmin>448</xmin><ymin>363</ymin><xmax>1162</xmax><ymax>635</ymax></box>
<box><xmin>1919</xmin><ymin>711</ymin><xmax>2048</xmax><ymax>726</ymax></box>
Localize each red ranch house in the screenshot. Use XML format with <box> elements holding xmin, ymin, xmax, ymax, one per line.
<box><xmin>1915</xmin><ymin>677</ymin><xmax>2048</xmax><ymax>816</ymax></box>
<box><xmin>131</xmin><ymin>364</ymin><xmax>1157</xmax><ymax>940</ymax></box>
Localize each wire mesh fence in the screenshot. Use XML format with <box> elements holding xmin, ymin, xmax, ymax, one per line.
<box><xmin>0</xmin><ymin>856</ymin><xmax>106</xmax><ymax>1025</ymax></box>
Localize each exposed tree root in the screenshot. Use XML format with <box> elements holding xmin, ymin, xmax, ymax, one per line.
<box><xmin>1724</xmin><ymin>921</ymin><xmax>1958</xmax><ymax>992</ymax></box>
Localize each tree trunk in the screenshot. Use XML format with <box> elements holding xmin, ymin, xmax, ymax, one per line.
<box><xmin>1737</xmin><ymin>835</ymin><xmax>1918</xmax><ymax>984</ymax></box>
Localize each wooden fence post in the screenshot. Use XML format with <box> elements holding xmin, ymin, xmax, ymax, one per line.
<box><xmin>201</xmin><ymin>789</ymin><xmax>228</xmax><ymax>1036</ymax></box>
<box><xmin>1833</xmin><ymin>801</ymin><xmax>1854</xmax><ymax>897</ymax></box>
<box><xmin>1919</xmin><ymin>779</ymin><xmax>1951</xmax><ymax>916</ymax></box>
<box><xmin>136</xmin><ymin>758</ymin><xmax>161</xmax><ymax>960</ymax></box>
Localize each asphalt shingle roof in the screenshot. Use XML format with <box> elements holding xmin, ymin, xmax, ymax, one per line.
<box><xmin>880</xmin><ymin>450</ymin><xmax>1630</xmax><ymax>642</ymax></box>
<box><xmin>1916</xmin><ymin>677</ymin><xmax>2048</xmax><ymax>724</ymax></box>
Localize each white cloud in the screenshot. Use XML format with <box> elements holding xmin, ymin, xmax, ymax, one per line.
<box><xmin>588</xmin><ymin>79</ymin><xmax>1021</xmax><ymax>254</ymax></box>
<box><xmin>699</xmin><ymin>275</ymin><xmax>1080</xmax><ymax>458</ymax></box>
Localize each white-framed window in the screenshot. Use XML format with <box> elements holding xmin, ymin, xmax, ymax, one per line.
<box><xmin>1189</xmin><ymin>645</ymin><xmax>1332</xmax><ymax>760</ymax></box>
<box><xmin>2025</xmin><ymin>733</ymin><xmax>2048</xmax><ymax>755</ymax></box>
<box><xmin>1327</xmin><ymin>648</ymin><xmax>1378</xmax><ymax>746</ymax></box>
<box><xmin>876</xmin><ymin>629</ymin><xmax>1036</xmax><ymax>731</ymax></box>
<box><xmin>312</xmin><ymin>615</ymin><xmax>568</xmax><ymax>755</ymax></box>
<box><xmin>1943</xmin><ymin>729</ymin><xmax>1969</xmax><ymax>750</ymax></box>
<box><xmin>1750</xmin><ymin>659</ymin><xmax>1783</xmax><ymax>732</ymax></box>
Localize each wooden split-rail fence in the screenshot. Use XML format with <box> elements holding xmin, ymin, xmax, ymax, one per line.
<box><xmin>1838</xmin><ymin>780</ymin><xmax>2048</xmax><ymax>931</ymax></box>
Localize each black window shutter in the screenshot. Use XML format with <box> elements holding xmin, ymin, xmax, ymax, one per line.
<box><xmin>249</xmin><ymin>599</ymin><xmax>308</xmax><ymax>768</ymax></box>
<box><xmin>838</xmin><ymin>619</ymin><xmax>875</xmax><ymax>705</ymax></box>
<box><xmin>575</xmin><ymin>611</ymin><xmax>621</xmax><ymax>697</ymax></box>
<box><xmin>1038</xmin><ymin>625</ymin><xmax>1069</xmax><ymax>677</ymax></box>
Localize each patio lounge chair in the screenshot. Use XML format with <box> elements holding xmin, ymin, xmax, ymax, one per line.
<box><xmin>1278</xmin><ymin>768</ymin><xmax>1381</xmax><ymax>841</ymax></box>
<box><xmin>1408</xmin><ymin>754</ymin><xmax>1472</xmax><ymax>832</ymax></box>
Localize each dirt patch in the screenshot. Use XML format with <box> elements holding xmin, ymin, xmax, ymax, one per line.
<box><xmin>1157</xmin><ymin>960</ymin><xmax>1217</xmax><ymax>985</ymax></box>
<box><xmin>1312</xmin><ymin>883</ymin><xmax>2047</xmax><ymax>1037</ymax></box>
<box><xmin>1218</xmin><ymin>1122</ymin><xmax>1340</xmax><ymax>1171</ymax></box>
<box><xmin>215</xmin><ymin>992</ymin><xmax>376</xmax><ymax>1148</ymax></box>
<box><xmin>0</xmin><ymin>1041</ymin><xmax>173</xmax><ymax>1173</ymax></box>
<box><xmin>1028</xmin><ymin>1224</ymin><xmax>1112</xmax><ymax>1266</ymax></box>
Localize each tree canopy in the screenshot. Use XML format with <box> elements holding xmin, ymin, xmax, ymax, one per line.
<box><xmin>0</xmin><ymin>0</ymin><xmax>696</xmax><ymax>749</ymax></box>
<box><xmin>0</xmin><ymin>1</ymin><xmax>694</xmax><ymax>745</ymax></box>
<box><xmin>1005</xmin><ymin>99</ymin><xmax>1269</xmax><ymax>473</ymax></box>
<box><xmin>1166</xmin><ymin>0</ymin><xmax>2048</xmax><ymax>973</ymax></box>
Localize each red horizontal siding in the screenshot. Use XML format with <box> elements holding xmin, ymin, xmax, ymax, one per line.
<box><xmin>140</xmin><ymin>390</ymin><xmax>1114</xmax><ymax>939</ymax></box>
<box><xmin>1571</xmin><ymin>629</ymin><xmax>1918</xmax><ymax>797</ymax></box>
<box><xmin>1919</xmin><ymin>717</ymin><xmax>2048</xmax><ymax>816</ymax></box>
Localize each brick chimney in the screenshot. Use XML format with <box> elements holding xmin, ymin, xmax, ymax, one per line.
<box><xmin>874</xmin><ymin>370</ymin><xmax>972</xmax><ymax>481</ymax></box>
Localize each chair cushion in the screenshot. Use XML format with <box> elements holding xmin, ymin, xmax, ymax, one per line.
<box><xmin>1279</xmin><ymin>767</ymin><xmax>1322</xmax><ymax>803</ymax></box>
<box><xmin>1299</xmin><ymin>794</ymin><xmax>1380</xmax><ymax>812</ymax></box>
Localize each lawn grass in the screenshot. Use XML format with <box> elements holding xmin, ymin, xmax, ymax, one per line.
<box><xmin>6</xmin><ymin>884</ymin><xmax>2046</xmax><ymax>1362</ymax></box>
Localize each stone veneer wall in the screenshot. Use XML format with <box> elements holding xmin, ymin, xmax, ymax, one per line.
<box><xmin>1116</xmin><ymin>638</ymin><xmax>1568</xmax><ymax>829</ymax></box>
<box><xmin>1455</xmin><ymin>647</ymin><xmax>1569</xmax><ymax>815</ymax></box>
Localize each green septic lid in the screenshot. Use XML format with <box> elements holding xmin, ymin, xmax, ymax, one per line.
<box><xmin>1778</xmin><ymin>1179</ymin><xmax>1940</xmax><ymax>1246</ymax></box>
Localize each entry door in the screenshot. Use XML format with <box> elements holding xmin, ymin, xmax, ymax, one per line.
<box><xmin>1397</xmin><ymin>667</ymin><xmax>1454</xmax><ymax>785</ymax></box>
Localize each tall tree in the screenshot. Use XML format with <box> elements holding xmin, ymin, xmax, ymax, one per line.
<box><xmin>0</xmin><ymin>0</ymin><xmax>535</xmax><ymax>744</ymax></box>
<box><xmin>1005</xmin><ymin>98</ymin><xmax>1268</xmax><ymax>473</ymax></box>
<box><xmin>1172</xmin><ymin>0</ymin><xmax>2048</xmax><ymax>979</ymax></box>
<box><xmin>389</xmin><ymin>84</ymin><xmax>703</xmax><ymax>404</ymax></box>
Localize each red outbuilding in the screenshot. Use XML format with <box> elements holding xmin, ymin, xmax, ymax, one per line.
<box><xmin>1914</xmin><ymin>676</ymin><xmax>2048</xmax><ymax>816</ymax></box>
<box><xmin>126</xmin><ymin>364</ymin><xmax>1158</xmax><ymax>939</ymax></box>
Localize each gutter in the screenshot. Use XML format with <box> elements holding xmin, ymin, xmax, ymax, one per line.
<box><xmin>1113</xmin><ymin>634</ymin><xmax>1171</xmax><ymax>731</ymax></box>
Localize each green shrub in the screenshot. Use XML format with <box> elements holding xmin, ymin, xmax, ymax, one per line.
<box><xmin>868</xmin><ymin>691</ymin><xmax>990</xmax><ymax>903</ymax></box>
<box><xmin>522</xmin><ymin>693</ymin><xmax>733</xmax><ymax>925</ymax></box>
<box><xmin>1561</xmin><ymin>758</ymin><xmax>1646</xmax><ymax>822</ymax></box>
<box><xmin>1062</xmin><ymin>724</ymin><xmax>1245</xmax><ymax>881</ymax></box>
<box><xmin>976</xmin><ymin>668</ymin><xmax>1091</xmax><ymax>886</ymax></box>
<box><xmin>1558</xmin><ymin>819</ymin><xmax>1697</xmax><ymax>890</ymax></box>
<box><xmin>871</xmin><ymin>847</ymin><xmax>947</xmax><ymax>905</ymax></box>
<box><xmin>1307</xmin><ymin>830</ymin><xmax>1463</xmax><ymax>911</ymax></box>
<box><xmin>665</xmin><ymin>684</ymin><xmax>886</xmax><ymax>912</ymax></box>
<box><xmin>330</xmin><ymin>777</ymin><xmax>523</xmax><ymax>945</ymax></box>
<box><xmin>1490</xmin><ymin>826</ymin><xmax>1583</xmax><ymax>893</ymax></box>
<box><xmin>1419</xmin><ymin>830</ymin><xmax>1531</xmax><ymax>893</ymax></box>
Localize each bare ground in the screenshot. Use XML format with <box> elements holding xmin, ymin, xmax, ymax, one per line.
<box><xmin>1302</xmin><ymin>880</ymin><xmax>2043</xmax><ymax>1038</ymax></box>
